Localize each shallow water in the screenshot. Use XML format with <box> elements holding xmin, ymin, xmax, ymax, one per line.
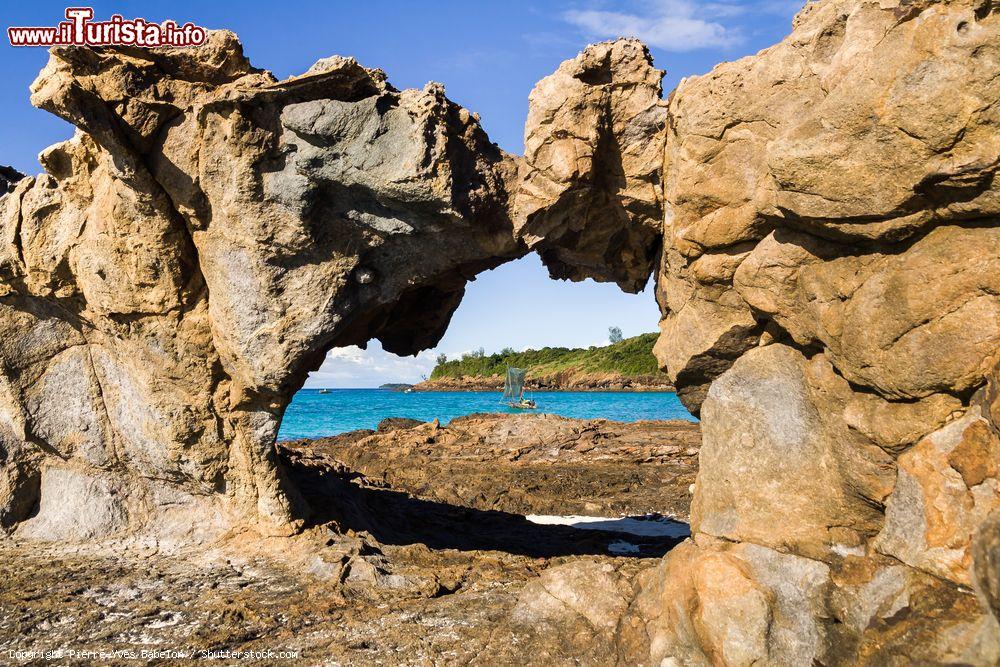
<box><xmin>277</xmin><ymin>388</ymin><xmax>696</xmax><ymax>440</ymax></box>
<box><xmin>525</xmin><ymin>514</ymin><xmax>691</xmax><ymax>538</ymax></box>
<box><xmin>525</xmin><ymin>514</ymin><xmax>692</xmax><ymax>556</ymax></box>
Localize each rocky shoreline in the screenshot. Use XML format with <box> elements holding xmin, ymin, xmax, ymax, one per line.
<box><xmin>414</xmin><ymin>372</ymin><xmax>675</xmax><ymax>392</ymax></box>
<box><xmin>0</xmin><ymin>415</ymin><xmax>698</xmax><ymax>664</ymax></box>
<box><xmin>281</xmin><ymin>413</ymin><xmax>700</xmax><ymax>519</ymax></box>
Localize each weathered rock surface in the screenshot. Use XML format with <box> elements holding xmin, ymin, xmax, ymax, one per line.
<box><xmin>624</xmin><ymin>535</ymin><xmax>1000</xmax><ymax>666</ymax></box>
<box><xmin>975</xmin><ymin>510</ymin><xmax>1000</xmax><ymax>622</ymax></box>
<box><xmin>1</xmin><ymin>416</ymin><xmax>689</xmax><ymax>664</ymax></box>
<box><xmin>0</xmin><ymin>533</ymin><xmax>662</xmax><ymax>666</ymax></box>
<box><xmin>515</xmin><ymin>39</ymin><xmax>667</xmax><ymax>292</ymax></box>
<box><xmin>0</xmin><ymin>30</ymin><xmax>670</xmax><ymax>544</ymax></box>
<box><xmin>694</xmin><ymin>344</ymin><xmax>893</xmax><ymax>560</ymax></box>
<box><xmin>636</xmin><ymin>0</ymin><xmax>1000</xmax><ymax>663</ymax></box>
<box><xmin>875</xmin><ymin>405</ymin><xmax>1000</xmax><ymax>587</ymax></box>
<box><xmin>655</xmin><ymin>0</ymin><xmax>1000</xmax><ymax>414</ymax></box>
<box><xmin>283</xmin><ymin>413</ymin><xmax>700</xmax><ymax>519</ymax></box>
<box><xmin>2</xmin><ymin>0</ymin><xmax>999</xmax><ymax>662</ymax></box>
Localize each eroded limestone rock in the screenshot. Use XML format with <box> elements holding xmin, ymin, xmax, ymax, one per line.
<box><xmin>0</xmin><ymin>28</ymin><xmax>670</xmax><ymax>542</ymax></box>
<box><xmin>655</xmin><ymin>0</ymin><xmax>1000</xmax><ymax>414</ymax></box>
<box><xmin>516</xmin><ymin>39</ymin><xmax>667</xmax><ymax>292</ymax></box>
<box><xmin>632</xmin><ymin>0</ymin><xmax>1000</xmax><ymax>662</ymax></box>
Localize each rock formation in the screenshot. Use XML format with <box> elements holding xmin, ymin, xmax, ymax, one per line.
<box><xmin>281</xmin><ymin>413</ymin><xmax>699</xmax><ymax>519</ymax></box>
<box><xmin>0</xmin><ymin>29</ymin><xmax>667</xmax><ymax>544</ymax></box>
<box><xmin>515</xmin><ymin>38</ymin><xmax>667</xmax><ymax>292</ymax></box>
<box><xmin>1</xmin><ymin>0</ymin><xmax>999</xmax><ymax>662</ymax></box>
<box><xmin>632</xmin><ymin>0</ymin><xmax>1000</xmax><ymax>663</ymax></box>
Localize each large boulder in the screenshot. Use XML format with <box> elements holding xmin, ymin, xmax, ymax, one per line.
<box><xmin>655</xmin><ymin>0</ymin><xmax>1000</xmax><ymax>415</ymax></box>
<box><xmin>694</xmin><ymin>344</ymin><xmax>893</xmax><ymax>560</ymax></box>
<box><xmin>622</xmin><ymin>538</ymin><xmax>831</xmax><ymax>666</ymax></box>
<box><xmin>628</xmin><ymin>0</ymin><xmax>1000</xmax><ymax>662</ymax></box>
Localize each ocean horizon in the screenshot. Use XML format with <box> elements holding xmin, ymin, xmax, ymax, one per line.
<box><xmin>278</xmin><ymin>388</ymin><xmax>697</xmax><ymax>441</ymax></box>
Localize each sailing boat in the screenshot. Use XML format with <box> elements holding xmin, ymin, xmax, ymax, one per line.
<box><xmin>502</xmin><ymin>366</ymin><xmax>537</xmax><ymax>409</ymax></box>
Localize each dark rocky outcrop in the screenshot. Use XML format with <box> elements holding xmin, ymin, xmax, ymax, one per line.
<box><xmin>0</xmin><ymin>166</ymin><xmax>24</xmax><ymax>195</ymax></box>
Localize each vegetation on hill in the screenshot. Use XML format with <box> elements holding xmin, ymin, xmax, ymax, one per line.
<box><xmin>429</xmin><ymin>333</ymin><xmax>665</xmax><ymax>380</ymax></box>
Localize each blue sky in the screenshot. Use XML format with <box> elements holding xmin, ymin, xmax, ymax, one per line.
<box><xmin>1</xmin><ymin>0</ymin><xmax>804</xmax><ymax>387</ymax></box>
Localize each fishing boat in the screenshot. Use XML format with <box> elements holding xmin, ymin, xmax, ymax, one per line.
<box><xmin>502</xmin><ymin>366</ymin><xmax>537</xmax><ymax>409</ymax></box>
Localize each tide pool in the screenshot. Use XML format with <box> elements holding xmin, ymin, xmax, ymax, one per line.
<box><xmin>277</xmin><ymin>389</ymin><xmax>696</xmax><ymax>440</ymax></box>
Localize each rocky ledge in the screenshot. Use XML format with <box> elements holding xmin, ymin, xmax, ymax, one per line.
<box><xmin>281</xmin><ymin>413</ymin><xmax>699</xmax><ymax>519</ymax></box>
<box><xmin>0</xmin><ymin>415</ymin><xmax>696</xmax><ymax>664</ymax></box>
<box><xmin>0</xmin><ymin>536</ymin><xmax>658</xmax><ymax>665</ymax></box>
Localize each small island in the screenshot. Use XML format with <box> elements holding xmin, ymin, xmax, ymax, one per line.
<box><xmin>414</xmin><ymin>332</ymin><xmax>674</xmax><ymax>392</ymax></box>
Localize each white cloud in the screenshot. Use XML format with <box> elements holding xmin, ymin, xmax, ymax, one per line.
<box><xmin>563</xmin><ymin>0</ymin><xmax>745</xmax><ymax>51</ymax></box>
<box><xmin>305</xmin><ymin>343</ymin><xmax>438</xmax><ymax>388</ymax></box>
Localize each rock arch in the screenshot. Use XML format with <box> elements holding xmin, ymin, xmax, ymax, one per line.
<box><xmin>1</xmin><ymin>0</ymin><xmax>999</xmax><ymax>661</ymax></box>
<box><xmin>0</xmin><ymin>34</ymin><xmax>666</xmax><ymax>539</ymax></box>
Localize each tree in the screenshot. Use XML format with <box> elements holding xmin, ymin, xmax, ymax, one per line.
<box><xmin>608</xmin><ymin>326</ymin><xmax>623</xmax><ymax>344</ymax></box>
<box><xmin>500</xmin><ymin>347</ymin><xmax>515</xmax><ymax>356</ymax></box>
<box><xmin>436</xmin><ymin>353</ymin><xmax>447</xmax><ymax>366</ymax></box>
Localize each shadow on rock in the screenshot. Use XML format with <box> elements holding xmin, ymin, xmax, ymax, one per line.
<box><xmin>280</xmin><ymin>446</ymin><xmax>685</xmax><ymax>559</ymax></box>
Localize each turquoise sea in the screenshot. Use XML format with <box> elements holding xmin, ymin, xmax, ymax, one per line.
<box><xmin>277</xmin><ymin>389</ymin><xmax>696</xmax><ymax>441</ymax></box>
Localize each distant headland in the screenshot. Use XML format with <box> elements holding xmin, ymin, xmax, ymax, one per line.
<box><xmin>413</xmin><ymin>333</ymin><xmax>674</xmax><ymax>392</ymax></box>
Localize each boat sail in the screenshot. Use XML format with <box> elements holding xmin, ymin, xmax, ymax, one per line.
<box><xmin>502</xmin><ymin>366</ymin><xmax>537</xmax><ymax>409</ymax></box>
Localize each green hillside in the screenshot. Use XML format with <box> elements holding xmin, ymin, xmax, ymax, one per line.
<box><xmin>429</xmin><ymin>333</ymin><xmax>665</xmax><ymax>380</ymax></box>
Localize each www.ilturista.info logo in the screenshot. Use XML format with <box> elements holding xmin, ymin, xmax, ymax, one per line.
<box><xmin>8</xmin><ymin>7</ymin><xmax>207</xmax><ymax>47</ymax></box>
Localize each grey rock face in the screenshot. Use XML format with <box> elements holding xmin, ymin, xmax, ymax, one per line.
<box><xmin>695</xmin><ymin>344</ymin><xmax>891</xmax><ymax>560</ymax></box>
